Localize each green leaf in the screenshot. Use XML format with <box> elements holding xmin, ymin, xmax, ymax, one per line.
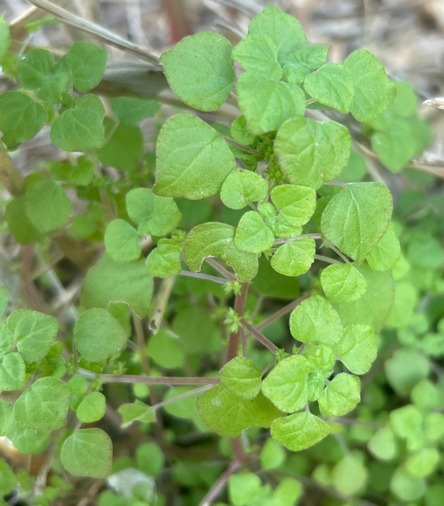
<box><xmin>271</xmin><ymin>411</ymin><xmax>330</xmax><ymax>451</ymax></box>
<box><xmin>253</xmin><ymin>256</ymin><xmax>299</xmax><ymax>299</ymax></box>
<box><xmin>368</xmin><ymin>427</ymin><xmax>397</xmax><ymax>461</ymax></box>
<box><xmin>0</xmin><ymin>91</ymin><xmax>47</xmax><ymax>146</ymax></box>
<box><xmin>161</xmin><ymin>32</ymin><xmax>234</xmax><ymax>111</ymax></box>
<box><xmin>146</xmin><ymin>239</ymin><xmax>182</xmax><ymax>278</ymax></box>
<box><xmin>99</xmin><ymin>122</ymin><xmax>143</xmax><ymax>172</ymax></box>
<box><xmin>293</xmin><ymin>44</ymin><xmax>328</xmax><ymax>70</ymax></box>
<box><xmin>80</xmin><ymin>254</ymin><xmax>153</xmax><ymax>317</ymax></box>
<box><xmin>390</xmin><ymin>467</ymin><xmax>426</xmax><ymax>502</ymax></box>
<box><xmin>23</xmin><ymin>180</ymin><xmax>72</xmax><ymax>234</ymax></box>
<box><xmin>0</xmin><ymin>458</ymin><xmax>16</xmax><ymax>496</ymax></box>
<box><xmin>321</xmin><ymin>182</ymin><xmax>393</xmax><ymax>262</ymax></box>
<box><xmin>7</xmin><ymin>309</ymin><xmax>59</xmax><ymax>363</ymax></box>
<box><xmin>154</xmin><ymin>114</ymin><xmax>236</xmax><ymax>199</ymax></box>
<box><xmin>104</xmin><ymin>219</ymin><xmax>141</xmax><ymax>262</ymax></box>
<box><xmin>247</xmin><ymin>5</ymin><xmax>306</xmax><ymax>58</ymax></box>
<box><xmin>271</xmin><ymin>238</ymin><xmax>316</xmax><ymax>277</ymax></box>
<box><xmin>6</xmin><ymin>196</ymin><xmax>44</xmax><ymax>244</ymax></box>
<box><xmin>0</xmin><ymin>16</ymin><xmax>10</xmax><ymax>61</ymax></box>
<box><xmin>366</xmin><ymin>224</ymin><xmax>401</xmax><ymax>271</ymax></box>
<box><xmin>61</xmin><ymin>428</ymin><xmax>112</xmax><ymax>478</ymax></box>
<box><xmin>303</xmin><ymin>63</ymin><xmax>354</xmax><ymax>113</ymax></box>
<box><xmin>228</xmin><ymin>473</ymin><xmax>262</xmax><ymax>506</ymax></box>
<box><xmin>13</xmin><ymin>377</ymin><xmax>70</xmax><ymax>431</ymax></box>
<box><xmin>146</xmin><ymin>328</ymin><xmax>185</xmax><ymax>369</ymax></box>
<box><xmin>0</xmin><ymin>353</ymin><xmax>26</xmax><ymax>391</ymax></box>
<box><xmin>271</xmin><ymin>184</ymin><xmax>316</xmax><ymax>229</ymax></box>
<box><xmin>390</xmin><ymin>404</ymin><xmax>424</xmax><ymax>450</ymax></box>
<box><xmin>111</xmin><ymin>97</ymin><xmax>160</xmax><ymax>125</ymax></box>
<box><xmin>135</xmin><ymin>442</ymin><xmax>165</xmax><ymax>477</ymax></box>
<box><xmin>74</xmin><ymin>308</ymin><xmax>128</xmax><ymax>362</ymax></box>
<box><xmin>118</xmin><ymin>400</ymin><xmax>155</xmax><ymax>428</ymax></box>
<box><xmin>6</xmin><ymin>425</ymin><xmax>51</xmax><ymax>454</ymax></box>
<box><xmin>304</xmin><ymin>344</ymin><xmax>336</xmax><ymax>375</ymax></box>
<box><xmin>331</xmin><ymin>455</ymin><xmax>367</xmax><ymax>496</ymax></box>
<box><xmin>237</xmin><ymin>73</ymin><xmax>306</xmax><ymax>135</ymax></box>
<box><xmin>219</xmin><ymin>357</ymin><xmax>262</xmax><ymax>400</ymax></box>
<box><xmin>385</xmin><ymin>348</ymin><xmax>430</xmax><ymax>396</ymax></box>
<box><xmin>0</xmin><ymin>399</ymin><xmax>13</xmax><ymax>435</ymax></box>
<box><xmin>336</xmin><ymin>324</ymin><xmax>377</xmax><ymax>374</ymax></box>
<box><xmin>233</xmin><ymin>35</ymin><xmax>282</xmax><ymax>79</ymax></box>
<box><xmin>0</xmin><ymin>323</ymin><xmax>13</xmax><ymax>359</ymax></box>
<box><xmin>318</xmin><ymin>373</ymin><xmax>361</xmax><ymax>417</ymax></box>
<box><xmin>272</xmin><ymin>478</ymin><xmax>303</xmax><ymax>505</ymax></box>
<box><xmin>126</xmin><ymin>188</ymin><xmax>181</xmax><ymax>237</ymax></box>
<box><xmin>18</xmin><ymin>48</ymin><xmax>55</xmax><ymax>88</ymax></box>
<box><xmin>405</xmin><ymin>448</ymin><xmax>440</xmax><ymax>478</ymax></box>
<box><xmin>220</xmin><ymin>169</ymin><xmax>268</xmax><ymax>210</ymax></box>
<box><xmin>275</xmin><ymin>118</ymin><xmax>351</xmax><ymax>189</ymax></box>
<box><xmin>51</xmin><ymin>94</ymin><xmax>105</xmax><ymax>151</ymax></box>
<box><xmin>259</xmin><ymin>438</ymin><xmax>286</xmax><ymax>470</ymax></box>
<box><xmin>235</xmin><ymin>211</ymin><xmax>274</xmax><ymax>254</ymax></box>
<box><xmin>172</xmin><ymin>306</ymin><xmax>218</xmax><ymax>354</ymax></box>
<box><xmin>76</xmin><ymin>392</ymin><xmax>106</xmax><ymax>423</ymax></box>
<box><xmin>344</xmin><ymin>49</ymin><xmax>396</xmax><ymax>122</ymax></box>
<box><xmin>320</xmin><ymin>264</ymin><xmax>367</xmax><ymax>303</ymax></box>
<box><xmin>64</xmin><ymin>41</ymin><xmax>108</xmax><ymax>92</ymax></box>
<box><xmin>411</xmin><ymin>379</ymin><xmax>441</xmax><ymax>411</ymax></box>
<box><xmin>290</xmin><ymin>295</ymin><xmax>343</xmax><ymax>345</ymax></box>
<box><xmin>196</xmin><ymin>384</ymin><xmax>282</xmax><ymax>437</ymax></box>
<box><xmin>262</xmin><ymin>355</ymin><xmax>308</xmax><ymax>413</ymax></box>
<box><xmin>0</xmin><ymin>286</ymin><xmax>8</xmax><ymax>319</ymax></box>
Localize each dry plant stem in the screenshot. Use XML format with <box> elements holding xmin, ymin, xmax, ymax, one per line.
<box><xmin>240</xmin><ymin>319</ymin><xmax>278</xmax><ymax>353</ymax></box>
<box><xmin>199</xmin><ymin>459</ymin><xmax>242</xmax><ymax>506</ymax></box>
<box><xmin>0</xmin><ymin>143</ymin><xmax>24</xmax><ymax>196</ymax></box>
<box><xmin>149</xmin><ymin>276</ymin><xmax>175</xmax><ymax>332</ymax></box>
<box><xmin>162</xmin><ymin>0</ymin><xmax>190</xmax><ymax>44</ymax></box>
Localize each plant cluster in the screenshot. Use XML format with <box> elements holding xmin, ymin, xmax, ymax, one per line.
<box><xmin>0</xmin><ymin>4</ymin><xmax>441</xmax><ymax>506</ymax></box>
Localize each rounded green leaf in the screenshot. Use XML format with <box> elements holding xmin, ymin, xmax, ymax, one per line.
<box><xmin>290</xmin><ymin>295</ymin><xmax>343</xmax><ymax>345</ymax></box>
<box><xmin>104</xmin><ymin>219</ymin><xmax>141</xmax><ymax>262</ymax></box>
<box><xmin>366</xmin><ymin>223</ymin><xmax>401</xmax><ymax>271</ymax></box>
<box><xmin>390</xmin><ymin>466</ymin><xmax>426</xmax><ymax>502</ymax></box>
<box><xmin>220</xmin><ymin>169</ymin><xmax>268</xmax><ymax>210</ymax></box>
<box><xmin>76</xmin><ymin>392</ymin><xmax>106</xmax><ymax>423</ymax></box>
<box><xmin>303</xmin><ymin>63</ymin><xmax>354</xmax><ymax>114</ymax></box>
<box><xmin>6</xmin><ymin>196</ymin><xmax>44</xmax><ymax>244</ymax></box>
<box><xmin>271</xmin><ymin>411</ymin><xmax>330</xmax><ymax>451</ymax></box>
<box><xmin>275</xmin><ymin>118</ymin><xmax>351</xmax><ymax>189</ymax></box>
<box><xmin>385</xmin><ymin>348</ymin><xmax>430</xmax><ymax>396</ymax></box>
<box><xmin>6</xmin><ymin>426</ymin><xmax>51</xmax><ymax>454</ymax></box>
<box><xmin>336</xmin><ymin>324</ymin><xmax>377</xmax><ymax>375</ymax></box>
<box><xmin>65</xmin><ymin>41</ymin><xmax>108</xmax><ymax>93</ymax></box>
<box><xmin>0</xmin><ymin>458</ymin><xmax>16</xmax><ymax>495</ymax></box>
<box><xmin>74</xmin><ymin>308</ymin><xmax>128</xmax><ymax>362</ymax></box>
<box><xmin>118</xmin><ymin>400</ymin><xmax>155</xmax><ymax>427</ymax></box>
<box><xmin>18</xmin><ymin>48</ymin><xmax>55</xmax><ymax>89</ymax></box>
<box><xmin>344</xmin><ymin>49</ymin><xmax>396</xmax><ymax>122</ymax></box>
<box><xmin>13</xmin><ymin>377</ymin><xmax>70</xmax><ymax>431</ymax></box>
<box><xmin>321</xmin><ymin>264</ymin><xmax>367</xmax><ymax>303</ymax></box>
<box><xmin>111</xmin><ymin>97</ymin><xmax>160</xmax><ymax>125</ymax></box>
<box><xmin>146</xmin><ymin>328</ymin><xmax>185</xmax><ymax>369</ymax></box>
<box><xmin>7</xmin><ymin>309</ymin><xmax>59</xmax><ymax>363</ymax></box>
<box><xmin>146</xmin><ymin>239</ymin><xmax>182</xmax><ymax>278</ymax></box>
<box><xmin>405</xmin><ymin>448</ymin><xmax>440</xmax><ymax>478</ymax></box>
<box><xmin>61</xmin><ymin>428</ymin><xmax>112</xmax><ymax>478</ymax></box>
<box><xmin>99</xmin><ymin>122</ymin><xmax>143</xmax><ymax>172</ymax></box>
<box><xmin>154</xmin><ymin>114</ymin><xmax>236</xmax><ymax>199</ymax></box>
<box><xmin>368</xmin><ymin>427</ymin><xmax>397</xmax><ymax>461</ymax></box>
<box><xmin>233</xmin><ymin>34</ymin><xmax>282</xmax><ymax>79</ymax></box>
<box><xmin>270</xmin><ymin>184</ymin><xmax>316</xmax><ymax>228</ymax></box>
<box><xmin>161</xmin><ymin>32</ymin><xmax>234</xmax><ymax>111</ymax></box>
<box><xmin>271</xmin><ymin>238</ymin><xmax>316</xmax><ymax>277</ymax></box>
<box><xmin>331</xmin><ymin>455</ymin><xmax>367</xmax><ymax>496</ymax></box>
<box><xmin>321</xmin><ymin>182</ymin><xmax>393</xmax><ymax>262</ymax></box>
<box><xmin>0</xmin><ymin>352</ymin><xmax>26</xmax><ymax>391</ymax></box>
<box><xmin>219</xmin><ymin>357</ymin><xmax>262</xmax><ymax>400</ymax></box>
<box><xmin>237</xmin><ymin>73</ymin><xmax>306</xmax><ymax>135</ymax></box>
<box><xmin>172</xmin><ymin>306</ymin><xmax>218</xmax><ymax>354</ymax></box>
<box><xmin>262</xmin><ymin>355</ymin><xmax>309</xmax><ymax>413</ymax></box>
<box><xmin>318</xmin><ymin>373</ymin><xmax>361</xmax><ymax>417</ymax></box>
<box><xmin>228</xmin><ymin>473</ymin><xmax>262</xmax><ymax>506</ymax></box>
<box><xmin>234</xmin><ymin>211</ymin><xmax>274</xmax><ymax>254</ymax></box>
<box><xmin>259</xmin><ymin>438</ymin><xmax>286</xmax><ymax>470</ymax></box>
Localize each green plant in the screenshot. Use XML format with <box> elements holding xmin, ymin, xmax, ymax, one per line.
<box><xmin>0</xmin><ymin>4</ymin><xmax>440</xmax><ymax>506</ymax></box>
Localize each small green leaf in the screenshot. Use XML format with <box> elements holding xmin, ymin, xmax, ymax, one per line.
<box><xmin>219</xmin><ymin>357</ymin><xmax>262</xmax><ymax>400</ymax></box>
<box><xmin>271</xmin><ymin>184</ymin><xmax>316</xmax><ymax>229</ymax></box>
<box><xmin>61</xmin><ymin>428</ymin><xmax>112</xmax><ymax>478</ymax></box>
<box><xmin>237</xmin><ymin>73</ymin><xmax>306</xmax><ymax>135</ymax></box>
<box><xmin>304</xmin><ymin>344</ymin><xmax>336</xmax><ymax>375</ymax></box>
<box><xmin>336</xmin><ymin>324</ymin><xmax>377</xmax><ymax>375</ymax></box>
<box><xmin>23</xmin><ymin>180</ymin><xmax>72</xmax><ymax>234</ymax></box>
<box><xmin>271</xmin><ymin>238</ymin><xmax>316</xmax><ymax>277</ymax></box>
<box><xmin>118</xmin><ymin>400</ymin><xmax>155</xmax><ymax>427</ymax></box>
<box><xmin>233</xmin><ymin>34</ymin><xmax>282</xmax><ymax>79</ymax></box>
<box><xmin>154</xmin><ymin>114</ymin><xmax>236</xmax><ymax>199</ymax></box>
<box><xmin>228</xmin><ymin>473</ymin><xmax>262</xmax><ymax>506</ymax></box>
<box><xmin>235</xmin><ymin>211</ymin><xmax>274</xmax><ymax>254</ymax></box>
<box><xmin>6</xmin><ymin>426</ymin><xmax>51</xmax><ymax>454</ymax></box>
<box><xmin>293</xmin><ymin>44</ymin><xmax>328</xmax><ymax>70</ymax></box>
<box><xmin>0</xmin><ymin>323</ymin><xmax>13</xmax><ymax>359</ymax></box>
<box><xmin>0</xmin><ymin>353</ymin><xmax>26</xmax><ymax>391</ymax></box>
<box><xmin>0</xmin><ymin>458</ymin><xmax>16</xmax><ymax>496</ymax></box>
<box><xmin>14</xmin><ymin>377</ymin><xmax>70</xmax><ymax>431</ymax></box>
<box><xmin>7</xmin><ymin>309</ymin><xmax>59</xmax><ymax>363</ymax></box>
<box><xmin>161</xmin><ymin>32</ymin><xmax>234</xmax><ymax>111</ymax></box>
<box><xmin>271</xmin><ymin>411</ymin><xmax>330</xmax><ymax>451</ymax></box>
<box><xmin>368</xmin><ymin>427</ymin><xmax>397</xmax><ymax>461</ymax></box>
<box><xmin>172</xmin><ymin>306</ymin><xmax>218</xmax><ymax>354</ymax></box>
<box><xmin>290</xmin><ymin>295</ymin><xmax>343</xmax><ymax>345</ymax></box>
<box><xmin>146</xmin><ymin>329</ymin><xmax>185</xmax><ymax>369</ymax></box>
<box><xmin>0</xmin><ymin>91</ymin><xmax>47</xmax><ymax>146</ymax></box>
<box><xmin>259</xmin><ymin>438</ymin><xmax>286</xmax><ymax>470</ymax></box>
<box><xmin>99</xmin><ymin>122</ymin><xmax>143</xmax><ymax>172</ymax></box>
<box><xmin>126</xmin><ymin>188</ymin><xmax>181</xmax><ymax>237</ymax></box>
<box><xmin>320</xmin><ymin>264</ymin><xmax>367</xmax><ymax>303</ymax></box>
<box><xmin>146</xmin><ymin>239</ymin><xmax>182</xmax><ymax>278</ymax></box>
<box><xmin>385</xmin><ymin>348</ymin><xmax>430</xmax><ymax>396</ymax></box>
<box><xmin>0</xmin><ymin>399</ymin><xmax>13</xmax><ymax>435</ymax></box>
<box><xmin>64</xmin><ymin>41</ymin><xmax>108</xmax><ymax>92</ymax></box>
<box><xmin>318</xmin><ymin>373</ymin><xmax>361</xmax><ymax>417</ymax></box>
<box><xmin>51</xmin><ymin>94</ymin><xmax>105</xmax><ymax>152</ymax></box>
<box><xmin>220</xmin><ymin>169</ymin><xmax>268</xmax><ymax>210</ymax></box>
<box><xmin>366</xmin><ymin>223</ymin><xmax>401</xmax><ymax>271</ymax></box>
<box><xmin>275</xmin><ymin>118</ymin><xmax>351</xmax><ymax>189</ymax></box>
<box><xmin>135</xmin><ymin>442</ymin><xmax>165</xmax><ymax>477</ymax></box>
<box><xmin>76</xmin><ymin>392</ymin><xmax>106</xmax><ymax>423</ymax></box>
<box><xmin>344</xmin><ymin>49</ymin><xmax>396</xmax><ymax>122</ymax></box>
<box><xmin>272</xmin><ymin>478</ymin><xmax>303</xmax><ymax>505</ymax></box>
<box><xmin>304</xmin><ymin>63</ymin><xmax>354</xmax><ymax>113</ymax></box>
<box><xmin>262</xmin><ymin>355</ymin><xmax>308</xmax><ymax>413</ymax></box>
<box><xmin>18</xmin><ymin>48</ymin><xmax>55</xmax><ymax>88</ymax></box>
<box><xmin>74</xmin><ymin>308</ymin><xmax>128</xmax><ymax>362</ymax></box>
<box><xmin>0</xmin><ymin>16</ymin><xmax>11</xmax><ymax>61</ymax></box>
<box><xmin>196</xmin><ymin>384</ymin><xmax>282</xmax><ymax>437</ymax></box>
<box><xmin>104</xmin><ymin>219</ymin><xmax>141</xmax><ymax>262</ymax></box>
<box><xmin>331</xmin><ymin>455</ymin><xmax>367</xmax><ymax>496</ymax></box>
<box><xmin>80</xmin><ymin>254</ymin><xmax>153</xmax><ymax>317</ymax></box>
<box><xmin>6</xmin><ymin>196</ymin><xmax>43</xmax><ymax>244</ymax></box>
<box><xmin>390</xmin><ymin>404</ymin><xmax>423</xmax><ymax>445</ymax></box>
<box><xmin>321</xmin><ymin>182</ymin><xmax>393</xmax><ymax>262</ymax></box>
<box><xmin>111</xmin><ymin>97</ymin><xmax>160</xmax><ymax>125</ymax></box>
<box><xmin>390</xmin><ymin>467</ymin><xmax>426</xmax><ymax>502</ymax></box>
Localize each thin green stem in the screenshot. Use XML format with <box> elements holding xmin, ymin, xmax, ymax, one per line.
<box><xmin>256</xmin><ymin>295</ymin><xmax>309</xmax><ymax>332</ymax></box>
<box><xmin>205</xmin><ymin>258</ymin><xmax>236</xmax><ymax>280</ymax></box>
<box><xmin>274</xmin><ymin>233</ymin><xmax>322</xmax><ymax>245</ymax></box>
<box><xmin>223</xmin><ymin>136</ymin><xmax>263</xmax><ymax>157</ymax></box>
<box><xmin>152</xmin><ymin>384</ymin><xmax>214</xmax><ymax>411</ymax></box>
<box><xmin>179</xmin><ymin>270</ymin><xmax>227</xmax><ymax>285</ymax></box>
<box><xmin>315</xmin><ymin>254</ymin><xmax>341</xmax><ymax>264</ymax></box>
<box><xmin>226</xmin><ymin>283</ymin><xmax>249</xmax><ymax>361</ymax></box>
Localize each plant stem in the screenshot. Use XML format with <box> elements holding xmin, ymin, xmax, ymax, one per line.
<box><xmin>223</xmin><ymin>136</ymin><xmax>263</xmax><ymax>157</ymax></box>
<box><xmin>226</xmin><ymin>283</ymin><xmax>249</xmax><ymax>361</ymax></box>
<box><xmin>256</xmin><ymin>295</ymin><xmax>309</xmax><ymax>332</ymax></box>
<box><xmin>0</xmin><ymin>143</ymin><xmax>24</xmax><ymax>196</ymax></box>
<box><xmin>152</xmin><ymin>384</ymin><xmax>214</xmax><ymax>411</ymax></box>
<box><xmin>240</xmin><ymin>320</ymin><xmax>278</xmax><ymax>353</ymax></box>
<box><xmin>149</xmin><ymin>276</ymin><xmax>175</xmax><ymax>333</ymax></box>
<box><xmin>198</xmin><ymin>460</ymin><xmax>241</xmax><ymax>506</ymax></box>
<box><xmin>315</xmin><ymin>254</ymin><xmax>341</xmax><ymax>264</ymax></box>
<box><xmin>179</xmin><ymin>270</ymin><xmax>227</xmax><ymax>285</ymax></box>
<box><xmin>274</xmin><ymin>233</ymin><xmax>322</xmax><ymax>245</ymax></box>
<box><xmin>205</xmin><ymin>258</ymin><xmax>236</xmax><ymax>280</ymax></box>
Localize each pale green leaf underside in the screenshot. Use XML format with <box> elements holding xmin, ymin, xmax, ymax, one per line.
<box><xmin>318</xmin><ymin>373</ymin><xmax>361</xmax><ymax>417</ymax></box>
<box><xmin>320</xmin><ymin>263</ymin><xmax>367</xmax><ymax>303</ymax></box>
<box><xmin>271</xmin><ymin>184</ymin><xmax>316</xmax><ymax>228</ymax></box>
<box><xmin>235</xmin><ymin>211</ymin><xmax>275</xmax><ymax>254</ymax></box>
<box><xmin>271</xmin><ymin>237</ymin><xmax>316</xmax><ymax>277</ymax></box>
<box><xmin>146</xmin><ymin>239</ymin><xmax>182</xmax><ymax>278</ymax></box>
<box><xmin>220</xmin><ymin>169</ymin><xmax>268</xmax><ymax>210</ymax></box>
<box><xmin>76</xmin><ymin>392</ymin><xmax>106</xmax><ymax>423</ymax></box>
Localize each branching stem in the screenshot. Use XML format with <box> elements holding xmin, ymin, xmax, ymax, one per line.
<box><xmin>240</xmin><ymin>319</ymin><xmax>278</xmax><ymax>353</ymax></box>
